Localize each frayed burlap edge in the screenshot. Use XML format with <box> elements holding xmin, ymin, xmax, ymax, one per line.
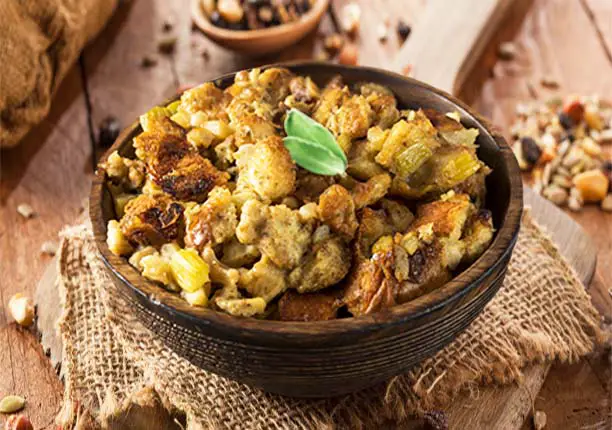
<box><xmin>55</xmin><ymin>209</ymin><xmax>603</xmax><ymax>429</ymax></box>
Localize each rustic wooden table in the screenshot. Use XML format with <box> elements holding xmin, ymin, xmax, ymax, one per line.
<box><xmin>0</xmin><ymin>0</ymin><xmax>610</xmax><ymax>428</ymax></box>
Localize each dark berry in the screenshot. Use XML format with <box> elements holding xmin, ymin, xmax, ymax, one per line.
<box><xmin>210</xmin><ymin>11</ymin><xmax>229</xmax><ymax>28</ymax></box>
<box><xmin>558</xmin><ymin>112</ymin><xmax>574</xmax><ymax>130</ymax></box>
<box><xmin>98</xmin><ymin>116</ymin><xmax>121</xmax><ymax>147</ymax></box>
<box><xmin>397</xmin><ymin>20</ymin><xmax>412</xmax><ymax>41</ymax></box>
<box><xmin>520</xmin><ymin>136</ymin><xmax>542</xmax><ymax>165</ymax></box>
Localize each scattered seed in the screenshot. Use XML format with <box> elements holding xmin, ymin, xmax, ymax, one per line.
<box><xmin>162</xmin><ymin>20</ymin><xmax>173</xmax><ymax>32</ymax></box>
<box><xmin>520</xmin><ymin>136</ymin><xmax>542</xmax><ymax>165</ymax></box>
<box><xmin>341</xmin><ymin>3</ymin><xmax>361</xmax><ymax>37</ymax></box>
<box><xmin>580</xmin><ymin>137</ymin><xmax>602</xmax><ymax>157</ymax></box>
<box><xmin>377</xmin><ymin>24</ymin><xmax>388</xmax><ymax>42</ymax></box>
<box><xmin>563</xmin><ymin>99</ymin><xmax>585</xmax><ymax>123</ymax></box>
<box><xmin>396</xmin><ymin>19</ymin><xmax>411</xmax><ymax>41</ymax></box>
<box><xmin>497</xmin><ymin>41</ymin><xmax>517</xmax><ymax>61</ymax></box>
<box><xmin>601</xmin><ymin>194</ymin><xmax>612</xmax><ymax>212</ymax></box>
<box><xmin>540</xmin><ymin>75</ymin><xmax>559</xmax><ymax>89</ymax></box>
<box><xmin>41</xmin><ymin>240</ymin><xmax>58</xmax><ymax>256</ymax></box>
<box><xmin>8</xmin><ymin>294</ymin><xmax>35</xmax><ymax>327</ymax></box>
<box><xmin>4</xmin><ymin>414</ymin><xmax>33</xmax><ymax>430</ymax></box>
<box><xmin>140</xmin><ymin>55</ymin><xmax>157</xmax><ymax>68</ymax></box>
<box><xmin>98</xmin><ymin>116</ymin><xmax>121</xmax><ymax>147</ymax></box>
<box><xmin>201</xmin><ymin>49</ymin><xmax>210</xmax><ymax>61</ymax></box>
<box><xmin>543</xmin><ymin>185</ymin><xmax>568</xmax><ymax>206</ymax></box>
<box><xmin>158</xmin><ymin>36</ymin><xmax>177</xmax><ymax>55</ymax></box>
<box><xmin>568</xmin><ymin>196</ymin><xmax>583</xmax><ymax>211</ymax></box>
<box><xmin>597</xmin><ymin>128</ymin><xmax>612</xmax><ymax>144</ymax></box>
<box><xmin>16</xmin><ymin>204</ymin><xmax>35</xmax><ymax>219</ymax></box>
<box><xmin>337</xmin><ymin>42</ymin><xmax>358</xmax><ymax>66</ymax></box>
<box><xmin>558</xmin><ymin>112</ymin><xmax>574</xmax><ymax>130</ymax></box>
<box><xmin>0</xmin><ymin>395</ymin><xmax>25</xmax><ymax>414</ymax></box>
<box><xmin>542</xmin><ymin>162</ymin><xmax>553</xmax><ymax>185</ymax></box>
<box><xmin>552</xmin><ymin>174</ymin><xmax>572</xmax><ymax>189</ymax></box>
<box><xmin>533</xmin><ymin>410</ymin><xmax>547</xmax><ymax>430</ymax></box>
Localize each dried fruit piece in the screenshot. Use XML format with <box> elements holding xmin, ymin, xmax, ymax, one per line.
<box><xmin>543</xmin><ymin>185</ymin><xmax>568</xmax><ymax>206</ymax></box>
<box><xmin>0</xmin><ymin>395</ymin><xmax>25</xmax><ymax>413</ymax></box>
<box><xmin>4</xmin><ymin>414</ymin><xmax>34</xmax><ymax>430</ymax></box>
<box><xmin>563</xmin><ymin>99</ymin><xmax>584</xmax><ymax>124</ymax></box>
<box><xmin>572</xmin><ymin>169</ymin><xmax>609</xmax><ymax>202</ymax></box>
<box><xmin>8</xmin><ymin>294</ymin><xmax>35</xmax><ymax>327</ymax></box>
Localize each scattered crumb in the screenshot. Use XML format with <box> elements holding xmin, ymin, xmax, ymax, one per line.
<box><xmin>41</xmin><ymin>241</ymin><xmax>59</xmax><ymax>256</ymax></box>
<box><xmin>377</xmin><ymin>23</ymin><xmax>388</xmax><ymax>43</ymax></box>
<box><xmin>341</xmin><ymin>3</ymin><xmax>361</xmax><ymax>37</ymax></box>
<box><xmin>158</xmin><ymin>36</ymin><xmax>177</xmax><ymax>55</ymax></box>
<box><xmin>533</xmin><ymin>410</ymin><xmax>547</xmax><ymax>430</ymax></box>
<box><xmin>323</xmin><ymin>33</ymin><xmax>344</xmax><ymax>54</ymax></box>
<box><xmin>337</xmin><ymin>42</ymin><xmax>358</xmax><ymax>66</ymax></box>
<box><xmin>540</xmin><ymin>75</ymin><xmax>560</xmax><ymax>89</ymax></box>
<box><xmin>162</xmin><ymin>20</ymin><xmax>173</xmax><ymax>32</ymax></box>
<box><xmin>140</xmin><ymin>55</ymin><xmax>158</xmax><ymax>68</ymax></box>
<box><xmin>17</xmin><ymin>203</ymin><xmax>35</xmax><ymax>219</ymax></box>
<box><xmin>396</xmin><ymin>19</ymin><xmax>411</xmax><ymax>41</ymax></box>
<box><xmin>497</xmin><ymin>41</ymin><xmax>517</xmax><ymax>60</ymax></box>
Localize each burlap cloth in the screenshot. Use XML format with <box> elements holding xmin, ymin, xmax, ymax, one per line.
<box><xmin>0</xmin><ymin>0</ymin><xmax>117</xmax><ymax>147</ymax></box>
<box><xmin>54</xmin><ymin>210</ymin><xmax>603</xmax><ymax>429</ymax></box>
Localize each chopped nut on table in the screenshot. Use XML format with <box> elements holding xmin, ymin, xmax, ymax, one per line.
<box><xmin>497</xmin><ymin>41</ymin><xmax>517</xmax><ymax>60</ymax></box>
<box><xmin>510</xmin><ymin>95</ymin><xmax>612</xmax><ymax>211</ymax></box>
<box><xmin>0</xmin><ymin>395</ymin><xmax>25</xmax><ymax>414</ymax></box>
<box><xmin>8</xmin><ymin>294</ymin><xmax>35</xmax><ymax>327</ymax></box>
<box><xmin>16</xmin><ymin>203</ymin><xmax>35</xmax><ymax>219</ymax></box>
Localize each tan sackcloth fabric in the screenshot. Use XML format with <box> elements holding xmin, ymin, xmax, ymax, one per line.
<box><xmin>0</xmin><ymin>0</ymin><xmax>117</xmax><ymax>148</ymax></box>
<box><xmin>55</xmin><ymin>210</ymin><xmax>603</xmax><ymax>429</ymax></box>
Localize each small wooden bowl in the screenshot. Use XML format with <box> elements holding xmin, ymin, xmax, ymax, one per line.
<box><xmin>191</xmin><ymin>0</ymin><xmax>330</xmax><ymax>56</ymax></box>
<box><xmin>90</xmin><ymin>62</ymin><xmax>523</xmax><ymax>398</ymax></box>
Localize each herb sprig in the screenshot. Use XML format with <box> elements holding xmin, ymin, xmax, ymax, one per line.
<box><xmin>283</xmin><ymin>109</ymin><xmax>347</xmax><ymax>176</ymax></box>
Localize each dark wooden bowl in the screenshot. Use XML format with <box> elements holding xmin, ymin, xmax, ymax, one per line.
<box><xmin>90</xmin><ymin>62</ymin><xmax>523</xmax><ymax>398</ymax></box>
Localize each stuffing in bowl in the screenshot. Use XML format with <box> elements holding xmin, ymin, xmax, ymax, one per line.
<box><xmin>102</xmin><ymin>67</ymin><xmax>494</xmax><ymax>322</ymax></box>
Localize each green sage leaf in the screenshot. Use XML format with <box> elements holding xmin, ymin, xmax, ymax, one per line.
<box><xmin>284</xmin><ymin>109</ymin><xmax>348</xmax><ymax>165</ymax></box>
<box><xmin>284</xmin><ymin>136</ymin><xmax>347</xmax><ymax>176</ymax></box>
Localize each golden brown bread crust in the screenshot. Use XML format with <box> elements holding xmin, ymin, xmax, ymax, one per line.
<box><xmin>278</xmin><ymin>290</ymin><xmax>343</xmax><ymax>322</ymax></box>
<box><xmin>159</xmin><ymin>153</ymin><xmax>230</xmax><ymax>202</ymax></box>
<box><xmin>318</xmin><ymin>185</ymin><xmax>358</xmax><ymax>240</ymax></box>
<box><xmin>119</xmin><ymin>194</ymin><xmax>184</xmax><ymax>247</ymax></box>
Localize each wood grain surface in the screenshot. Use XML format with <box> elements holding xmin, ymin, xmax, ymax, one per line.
<box><xmin>1</xmin><ymin>0</ymin><xmax>610</xmax><ymax>428</ymax></box>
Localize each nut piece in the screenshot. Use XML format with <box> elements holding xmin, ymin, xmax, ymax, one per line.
<box><xmin>0</xmin><ymin>395</ymin><xmax>25</xmax><ymax>413</ymax></box>
<box><xmin>4</xmin><ymin>415</ymin><xmax>33</xmax><ymax>430</ymax></box>
<box><xmin>542</xmin><ymin>185</ymin><xmax>568</xmax><ymax>206</ymax></box>
<box><xmin>533</xmin><ymin>410</ymin><xmax>547</xmax><ymax>430</ymax></box>
<box><xmin>7</xmin><ymin>294</ymin><xmax>35</xmax><ymax>327</ymax></box>
<box><xmin>572</xmin><ymin>169</ymin><xmax>609</xmax><ymax>202</ymax></box>
<box><xmin>16</xmin><ymin>204</ymin><xmax>35</xmax><ymax>219</ymax></box>
<box><xmin>217</xmin><ymin>0</ymin><xmax>244</xmax><ymax>24</ymax></box>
